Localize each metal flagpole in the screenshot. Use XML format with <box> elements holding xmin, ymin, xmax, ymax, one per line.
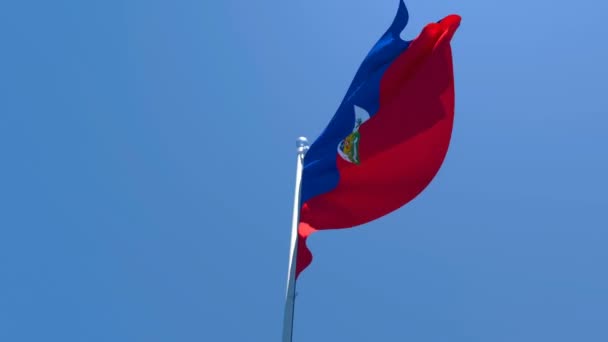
<box><xmin>282</xmin><ymin>137</ymin><xmax>309</xmax><ymax>342</ymax></box>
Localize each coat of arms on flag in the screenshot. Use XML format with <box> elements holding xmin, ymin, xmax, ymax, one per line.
<box><xmin>337</xmin><ymin>106</ymin><xmax>370</xmax><ymax>164</ymax></box>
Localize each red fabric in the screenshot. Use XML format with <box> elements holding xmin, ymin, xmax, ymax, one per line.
<box><xmin>296</xmin><ymin>15</ymin><xmax>461</xmax><ymax>278</ymax></box>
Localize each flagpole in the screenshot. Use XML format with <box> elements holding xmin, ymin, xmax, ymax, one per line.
<box><xmin>282</xmin><ymin>137</ymin><xmax>309</xmax><ymax>342</ymax></box>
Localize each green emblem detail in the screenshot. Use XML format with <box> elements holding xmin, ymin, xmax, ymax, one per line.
<box><xmin>338</xmin><ymin>106</ymin><xmax>369</xmax><ymax>164</ymax></box>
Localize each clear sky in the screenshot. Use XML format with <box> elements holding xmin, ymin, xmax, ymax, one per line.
<box><xmin>1</xmin><ymin>0</ymin><xmax>607</xmax><ymax>341</ymax></box>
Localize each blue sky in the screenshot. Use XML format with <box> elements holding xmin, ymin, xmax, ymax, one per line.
<box><xmin>1</xmin><ymin>0</ymin><xmax>607</xmax><ymax>341</ymax></box>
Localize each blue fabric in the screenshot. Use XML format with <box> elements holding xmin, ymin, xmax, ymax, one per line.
<box><xmin>301</xmin><ymin>0</ymin><xmax>411</xmax><ymax>204</ymax></box>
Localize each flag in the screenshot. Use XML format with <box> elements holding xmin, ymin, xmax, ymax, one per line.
<box><xmin>296</xmin><ymin>1</ymin><xmax>461</xmax><ymax>278</ymax></box>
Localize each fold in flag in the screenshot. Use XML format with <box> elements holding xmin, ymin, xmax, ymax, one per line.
<box><xmin>296</xmin><ymin>1</ymin><xmax>461</xmax><ymax>278</ymax></box>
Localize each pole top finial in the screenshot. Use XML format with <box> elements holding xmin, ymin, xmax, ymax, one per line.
<box><xmin>296</xmin><ymin>136</ymin><xmax>309</xmax><ymax>155</ymax></box>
